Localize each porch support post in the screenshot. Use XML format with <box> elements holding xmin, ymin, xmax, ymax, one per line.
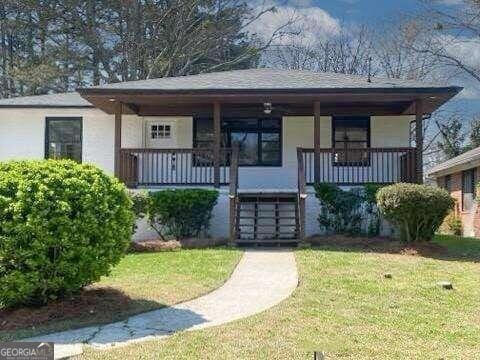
<box><xmin>314</xmin><ymin>101</ymin><xmax>321</xmax><ymax>183</ymax></box>
<box><xmin>415</xmin><ymin>99</ymin><xmax>424</xmax><ymax>184</ymax></box>
<box><xmin>114</xmin><ymin>101</ymin><xmax>123</xmax><ymax>178</ymax></box>
<box><xmin>213</xmin><ymin>101</ymin><xmax>221</xmax><ymax>188</ymax></box>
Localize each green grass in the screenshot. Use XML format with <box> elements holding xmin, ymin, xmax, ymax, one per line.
<box><xmin>80</xmin><ymin>235</ymin><xmax>480</xmax><ymax>359</ymax></box>
<box><xmin>0</xmin><ymin>247</ymin><xmax>242</xmax><ymax>341</ymax></box>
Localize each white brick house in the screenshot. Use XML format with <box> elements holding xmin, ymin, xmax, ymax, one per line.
<box><xmin>0</xmin><ymin>69</ymin><xmax>462</xmax><ymax>243</ymax></box>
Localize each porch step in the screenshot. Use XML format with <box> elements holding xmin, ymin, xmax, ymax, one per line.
<box><xmin>235</xmin><ymin>193</ymin><xmax>299</xmax><ymax>244</ymax></box>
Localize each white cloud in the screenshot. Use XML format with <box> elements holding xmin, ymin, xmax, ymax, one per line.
<box><xmin>436</xmin><ymin>35</ymin><xmax>480</xmax><ymax>99</ymax></box>
<box><xmin>441</xmin><ymin>36</ymin><xmax>480</xmax><ymax>70</ymax></box>
<box><xmin>248</xmin><ymin>2</ymin><xmax>341</xmax><ymax>46</ymax></box>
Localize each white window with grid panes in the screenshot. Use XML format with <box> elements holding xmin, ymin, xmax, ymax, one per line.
<box><xmin>145</xmin><ymin>119</ymin><xmax>177</xmax><ymax>148</ymax></box>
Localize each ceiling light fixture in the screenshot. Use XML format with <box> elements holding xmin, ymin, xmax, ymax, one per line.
<box><xmin>263</xmin><ymin>102</ymin><xmax>272</xmax><ymax>114</ymax></box>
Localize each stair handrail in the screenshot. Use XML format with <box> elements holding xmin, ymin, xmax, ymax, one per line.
<box><xmin>297</xmin><ymin>147</ymin><xmax>307</xmax><ymax>241</ymax></box>
<box><xmin>229</xmin><ymin>146</ymin><xmax>239</xmax><ymax>241</ymax></box>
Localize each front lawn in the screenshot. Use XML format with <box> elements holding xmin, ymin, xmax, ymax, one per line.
<box><xmin>80</xmin><ymin>235</ymin><xmax>480</xmax><ymax>359</ymax></box>
<box><xmin>0</xmin><ymin>248</ymin><xmax>242</xmax><ymax>341</ymax></box>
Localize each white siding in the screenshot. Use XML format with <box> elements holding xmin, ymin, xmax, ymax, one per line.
<box><xmin>0</xmin><ymin>108</ymin><xmax>117</xmax><ymax>173</ymax></box>
<box><xmin>371</xmin><ymin>115</ymin><xmax>413</xmax><ymax>147</ymax></box>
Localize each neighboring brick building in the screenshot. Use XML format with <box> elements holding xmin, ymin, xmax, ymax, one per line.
<box><xmin>428</xmin><ymin>147</ymin><xmax>480</xmax><ymax>237</ymax></box>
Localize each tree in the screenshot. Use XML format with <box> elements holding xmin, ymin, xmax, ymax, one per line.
<box><xmin>0</xmin><ymin>0</ymin><xmax>292</xmax><ymax>97</ymax></box>
<box><xmin>264</xmin><ymin>25</ymin><xmax>374</xmax><ymax>76</ymax></box>
<box><xmin>407</xmin><ymin>0</ymin><xmax>480</xmax><ymax>84</ymax></box>
<box><xmin>465</xmin><ymin>116</ymin><xmax>480</xmax><ymax>150</ymax></box>
<box><xmin>436</xmin><ymin>115</ymin><xmax>466</xmax><ymax>159</ymax></box>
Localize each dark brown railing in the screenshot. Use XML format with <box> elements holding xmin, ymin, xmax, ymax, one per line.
<box><xmin>296</xmin><ymin>148</ymin><xmax>307</xmax><ymax>241</ymax></box>
<box><xmin>300</xmin><ymin>147</ymin><xmax>417</xmax><ymax>185</ymax></box>
<box><xmin>119</xmin><ymin>148</ymin><xmax>234</xmax><ymax>187</ymax></box>
<box><xmin>229</xmin><ymin>147</ymin><xmax>239</xmax><ymax>241</ymax></box>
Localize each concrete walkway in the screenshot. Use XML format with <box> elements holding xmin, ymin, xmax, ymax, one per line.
<box><xmin>24</xmin><ymin>249</ymin><xmax>298</xmax><ymax>359</ymax></box>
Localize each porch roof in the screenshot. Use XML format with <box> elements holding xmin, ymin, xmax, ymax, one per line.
<box><xmin>77</xmin><ymin>69</ymin><xmax>462</xmax><ymax>116</ymax></box>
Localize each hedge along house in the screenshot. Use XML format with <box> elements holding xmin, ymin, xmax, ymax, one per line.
<box><xmin>428</xmin><ymin>146</ymin><xmax>480</xmax><ymax>237</ymax></box>
<box><xmin>0</xmin><ymin>69</ymin><xmax>461</xmax><ymax>243</ymax></box>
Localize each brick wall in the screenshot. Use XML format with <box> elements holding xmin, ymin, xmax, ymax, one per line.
<box><xmin>437</xmin><ymin>167</ymin><xmax>480</xmax><ymax>237</ymax></box>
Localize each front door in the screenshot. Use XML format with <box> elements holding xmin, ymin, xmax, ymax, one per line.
<box><xmin>145</xmin><ymin>119</ymin><xmax>177</xmax><ymax>148</ymax></box>
<box><xmin>144</xmin><ymin>119</ymin><xmax>177</xmax><ymax>184</ymax></box>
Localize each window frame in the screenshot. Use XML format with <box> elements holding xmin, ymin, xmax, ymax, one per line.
<box><xmin>331</xmin><ymin>116</ymin><xmax>371</xmax><ymax>167</ymax></box>
<box><xmin>44</xmin><ymin>117</ymin><xmax>83</xmax><ymax>163</ymax></box>
<box><xmin>193</xmin><ymin>117</ymin><xmax>282</xmax><ymax>167</ymax></box>
<box><xmin>150</xmin><ymin>123</ymin><xmax>172</xmax><ymax>140</ymax></box>
<box><xmin>462</xmin><ymin>168</ymin><xmax>476</xmax><ymax>212</ymax></box>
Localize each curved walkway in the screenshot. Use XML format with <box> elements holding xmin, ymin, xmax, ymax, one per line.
<box><xmin>25</xmin><ymin>249</ymin><xmax>298</xmax><ymax>359</ymax></box>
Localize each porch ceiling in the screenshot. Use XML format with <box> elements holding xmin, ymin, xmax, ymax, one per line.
<box><xmin>78</xmin><ymin>89</ymin><xmax>459</xmax><ymax>117</ymax></box>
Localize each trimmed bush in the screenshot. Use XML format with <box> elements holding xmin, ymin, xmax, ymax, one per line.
<box><xmin>148</xmin><ymin>189</ymin><xmax>219</xmax><ymax>239</ymax></box>
<box><xmin>0</xmin><ymin>160</ymin><xmax>134</xmax><ymax>308</ymax></box>
<box><xmin>376</xmin><ymin>183</ymin><xmax>454</xmax><ymax>242</ymax></box>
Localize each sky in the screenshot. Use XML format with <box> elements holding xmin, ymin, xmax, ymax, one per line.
<box><xmin>251</xmin><ymin>0</ymin><xmax>480</xmax><ymax>121</ymax></box>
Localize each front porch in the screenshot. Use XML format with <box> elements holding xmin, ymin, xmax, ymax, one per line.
<box><xmin>110</xmin><ymin>100</ymin><xmax>424</xmax><ymax>245</ymax></box>
<box><xmin>117</xmin><ymin>146</ymin><xmax>418</xmax><ymax>189</ymax></box>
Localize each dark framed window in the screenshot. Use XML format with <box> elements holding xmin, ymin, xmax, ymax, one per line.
<box><xmin>462</xmin><ymin>169</ymin><xmax>476</xmax><ymax>212</ymax></box>
<box><xmin>332</xmin><ymin>116</ymin><xmax>370</xmax><ymax>166</ymax></box>
<box><xmin>193</xmin><ymin>117</ymin><xmax>282</xmax><ymax>166</ymax></box>
<box><xmin>45</xmin><ymin>117</ymin><xmax>82</xmax><ymax>162</ymax></box>
<box><xmin>444</xmin><ymin>174</ymin><xmax>452</xmax><ymax>192</ymax></box>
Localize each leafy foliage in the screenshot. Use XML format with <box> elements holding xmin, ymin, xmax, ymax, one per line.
<box><xmin>376</xmin><ymin>183</ymin><xmax>454</xmax><ymax>242</ymax></box>
<box><xmin>440</xmin><ymin>212</ymin><xmax>462</xmax><ymax>236</ymax></box>
<box><xmin>314</xmin><ymin>183</ymin><xmax>385</xmax><ymax>236</ymax></box>
<box><xmin>363</xmin><ymin>184</ymin><xmax>384</xmax><ymax>237</ymax></box>
<box><xmin>314</xmin><ymin>184</ymin><xmax>363</xmax><ymax>235</ymax></box>
<box><xmin>148</xmin><ymin>189</ymin><xmax>219</xmax><ymax>240</ymax></box>
<box><xmin>0</xmin><ymin>160</ymin><xmax>134</xmax><ymax>308</ymax></box>
<box><xmin>130</xmin><ymin>191</ymin><xmax>149</xmax><ymax>220</ymax></box>
<box><xmin>436</xmin><ymin>116</ymin><xmax>466</xmax><ymax>159</ymax></box>
<box><xmin>469</xmin><ymin>117</ymin><xmax>480</xmax><ymax>149</ymax></box>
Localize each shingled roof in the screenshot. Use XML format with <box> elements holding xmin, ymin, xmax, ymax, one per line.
<box><xmin>428</xmin><ymin>146</ymin><xmax>480</xmax><ymax>177</ymax></box>
<box><xmin>82</xmin><ymin>68</ymin><xmax>460</xmax><ymax>92</ymax></box>
<box><xmin>0</xmin><ymin>92</ymin><xmax>92</xmax><ymax>108</ymax></box>
<box><xmin>0</xmin><ymin>69</ymin><xmax>462</xmax><ymax>109</ymax></box>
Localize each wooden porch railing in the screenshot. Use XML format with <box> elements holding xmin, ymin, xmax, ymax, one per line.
<box><xmin>299</xmin><ymin>147</ymin><xmax>417</xmax><ymax>185</ymax></box>
<box><xmin>229</xmin><ymin>147</ymin><xmax>239</xmax><ymax>242</ymax></box>
<box><xmin>296</xmin><ymin>148</ymin><xmax>307</xmax><ymax>241</ymax></box>
<box><xmin>119</xmin><ymin>148</ymin><xmax>234</xmax><ymax>187</ymax></box>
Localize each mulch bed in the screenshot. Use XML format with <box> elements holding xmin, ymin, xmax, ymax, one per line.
<box><xmin>0</xmin><ymin>287</ymin><xmax>134</xmax><ymax>332</ymax></box>
<box><xmin>306</xmin><ymin>235</ymin><xmax>448</xmax><ymax>257</ymax></box>
<box><xmin>2</xmin><ymin>238</ymin><xmax>229</xmax><ymax>334</ymax></box>
<box><xmin>130</xmin><ymin>237</ymin><xmax>229</xmax><ymax>252</ymax></box>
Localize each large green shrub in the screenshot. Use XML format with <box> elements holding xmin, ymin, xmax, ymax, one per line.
<box><xmin>148</xmin><ymin>189</ymin><xmax>219</xmax><ymax>239</ymax></box>
<box><xmin>314</xmin><ymin>183</ymin><xmax>363</xmax><ymax>235</ymax></box>
<box><xmin>0</xmin><ymin>160</ymin><xmax>134</xmax><ymax>308</ymax></box>
<box><xmin>376</xmin><ymin>183</ymin><xmax>454</xmax><ymax>242</ymax></box>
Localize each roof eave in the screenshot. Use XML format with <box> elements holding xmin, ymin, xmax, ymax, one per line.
<box><xmin>77</xmin><ymin>86</ymin><xmax>462</xmax><ymax>96</ymax></box>
<box><xmin>0</xmin><ymin>104</ymin><xmax>94</xmax><ymax>108</ymax></box>
<box><xmin>428</xmin><ymin>157</ymin><xmax>480</xmax><ymax>177</ymax></box>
